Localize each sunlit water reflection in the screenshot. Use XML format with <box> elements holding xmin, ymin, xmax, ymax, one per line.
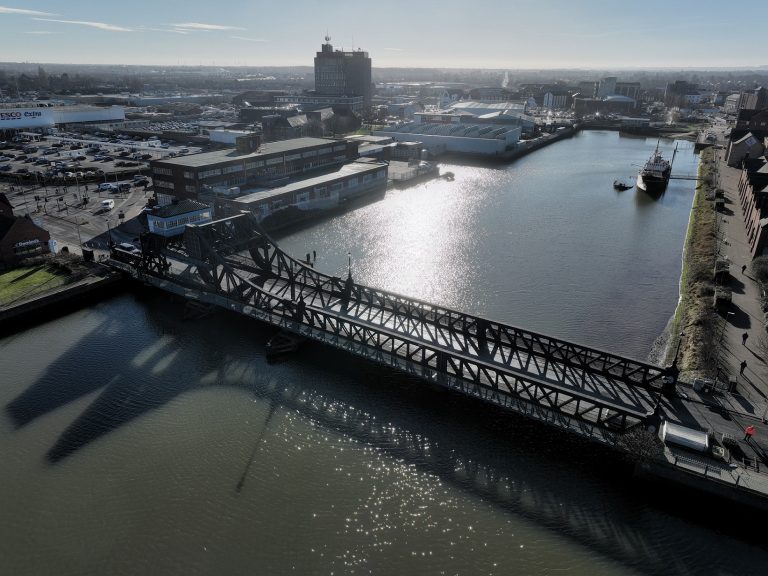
<box><xmin>3</xmin><ymin>132</ymin><xmax>765</xmax><ymax>575</ymax></box>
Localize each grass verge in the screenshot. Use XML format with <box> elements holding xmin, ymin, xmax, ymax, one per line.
<box><xmin>665</xmin><ymin>147</ymin><xmax>719</xmax><ymax>377</ymax></box>
<box><xmin>0</xmin><ymin>264</ymin><xmax>68</xmax><ymax>307</ymax></box>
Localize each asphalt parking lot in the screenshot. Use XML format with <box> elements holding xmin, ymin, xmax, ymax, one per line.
<box><xmin>1</xmin><ymin>169</ymin><xmax>154</xmax><ymax>256</ymax></box>
<box><xmin>0</xmin><ymin>132</ymin><xmax>205</xmax><ymax>254</ymax></box>
<box><xmin>1</xmin><ymin>142</ymin><xmax>151</xmax><ymax>190</ymax></box>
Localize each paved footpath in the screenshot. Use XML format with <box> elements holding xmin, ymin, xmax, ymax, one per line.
<box><xmin>642</xmin><ymin>144</ymin><xmax>768</xmax><ymax>499</ymax></box>
<box><xmin>713</xmin><ymin>148</ymin><xmax>768</xmax><ymax>412</ymax></box>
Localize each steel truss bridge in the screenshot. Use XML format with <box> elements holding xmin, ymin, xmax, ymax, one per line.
<box><xmin>111</xmin><ymin>213</ymin><xmax>676</xmax><ymax>445</ymax></box>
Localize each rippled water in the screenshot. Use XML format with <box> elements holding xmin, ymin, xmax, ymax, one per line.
<box><xmin>277</xmin><ymin>131</ymin><xmax>698</xmax><ymax>359</ymax></box>
<box><xmin>2</xmin><ymin>131</ymin><xmax>766</xmax><ymax>575</ymax></box>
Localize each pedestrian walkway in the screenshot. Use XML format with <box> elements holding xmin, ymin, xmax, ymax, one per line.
<box><xmin>712</xmin><ymin>148</ymin><xmax>768</xmax><ymax>417</ymax></box>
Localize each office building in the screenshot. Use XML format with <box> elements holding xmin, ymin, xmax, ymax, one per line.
<box><xmin>314</xmin><ymin>36</ymin><xmax>372</xmax><ymax>107</ymax></box>
<box><xmin>150</xmin><ymin>137</ymin><xmax>359</xmax><ymax>201</ymax></box>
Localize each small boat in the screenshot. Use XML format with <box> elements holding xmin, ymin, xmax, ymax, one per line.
<box><xmin>266</xmin><ymin>331</ymin><xmax>305</xmax><ymax>360</ymax></box>
<box><xmin>613</xmin><ymin>180</ymin><xmax>632</xmax><ymax>191</ymax></box>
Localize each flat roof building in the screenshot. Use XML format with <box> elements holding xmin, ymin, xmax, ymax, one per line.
<box><xmin>374</xmin><ymin>122</ymin><xmax>521</xmax><ymax>157</ymax></box>
<box><xmin>218</xmin><ymin>159</ymin><xmax>388</xmax><ymax>229</ymax></box>
<box><xmin>150</xmin><ymin>137</ymin><xmax>360</xmax><ymax>201</ymax></box>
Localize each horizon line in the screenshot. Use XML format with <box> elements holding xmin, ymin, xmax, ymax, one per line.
<box><xmin>0</xmin><ymin>60</ymin><xmax>767</xmax><ymax>72</ymax></box>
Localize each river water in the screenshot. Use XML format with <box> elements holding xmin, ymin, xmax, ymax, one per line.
<box><xmin>2</xmin><ymin>131</ymin><xmax>766</xmax><ymax>575</ymax></box>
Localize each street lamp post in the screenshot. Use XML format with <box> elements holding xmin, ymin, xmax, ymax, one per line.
<box><xmin>75</xmin><ymin>218</ymin><xmax>83</xmax><ymax>249</ymax></box>
<box><xmin>105</xmin><ymin>217</ymin><xmax>113</xmax><ymax>248</ymax></box>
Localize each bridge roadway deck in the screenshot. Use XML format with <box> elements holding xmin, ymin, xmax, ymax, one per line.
<box><xmin>231</xmin><ymin>255</ymin><xmax>659</xmax><ymax>408</ymax></box>
<box><xmin>157</xmin><ymin>251</ymin><xmax>660</xmax><ymax>431</ymax></box>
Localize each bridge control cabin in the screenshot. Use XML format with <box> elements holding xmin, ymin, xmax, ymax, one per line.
<box><xmin>147</xmin><ymin>199</ymin><xmax>213</xmax><ymax>237</ymax></box>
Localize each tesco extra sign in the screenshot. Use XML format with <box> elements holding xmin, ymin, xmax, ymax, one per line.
<box><xmin>0</xmin><ymin>110</ymin><xmax>45</xmax><ymax>121</ymax></box>
<box><xmin>0</xmin><ymin>108</ymin><xmax>53</xmax><ymax>127</ymax></box>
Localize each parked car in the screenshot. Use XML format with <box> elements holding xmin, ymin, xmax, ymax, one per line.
<box><xmin>116</xmin><ymin>242</ymin><xmax>141</xmax><ymax>255</ymax></box>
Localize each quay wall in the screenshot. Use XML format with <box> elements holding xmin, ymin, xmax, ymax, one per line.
<box><xmin>635</xmin><ymin>460</ymin><xmax>768</xmax><ymax>512</ymax></box>
<box><xmin>0</xmin><ymin>268</ymin><xmax>123</xmax><ymax>333</ymax></box>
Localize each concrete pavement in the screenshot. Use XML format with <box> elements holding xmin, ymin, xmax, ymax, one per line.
<box><xmin>711</xmin><ymin>147</ymin><xmax>768</xmax><ymax>413</ymax></box>
<box><xmin>1</xmin><ymin>180</ymin><xmax>151</xmax><ymax>256</ymax></box>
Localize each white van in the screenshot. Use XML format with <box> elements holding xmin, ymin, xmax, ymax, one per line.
<box><xmin>101</xmin><ymin>199</ymin><xmax>115</xmax><ymax>210</ymax></box>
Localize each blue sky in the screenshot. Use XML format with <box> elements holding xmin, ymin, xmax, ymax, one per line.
<box><xmin>0</xmin><ymin>0</ymin><xmax>765</xmax><ymax>68</ymax></box>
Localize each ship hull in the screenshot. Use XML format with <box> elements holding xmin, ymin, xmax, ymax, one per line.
<box><xmin>636</xmin><ymin>169</ymin><xmax>671</xmax><ymax>194</ymax></box>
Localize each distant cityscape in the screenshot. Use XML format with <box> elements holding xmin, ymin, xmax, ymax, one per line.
<box><xmin>2</xmin><ymin>39</ymin><xmax>768</xmax><ymax>265</ymax></box>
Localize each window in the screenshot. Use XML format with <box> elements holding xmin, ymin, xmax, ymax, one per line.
<box><xmin>153</xmin><ymin>167</ymin><xmax>172</xmax><ymax>176</ymax></box>
<box><xmin>185</xmin><ymin>185</ymin><xmax>196</xmax><ymax>193</ymax></box>
<box><xmin>347</xmin><ymin>177</ymin><xmax>358</xmax><ymax>187</ymax></box>
<box><xmin>302</xmin><ymin>151</ymin><xmax>317</xmax><ymax>159</ymax></box>
<box><xmin>223</xmin><ymin>164</ymin><xmax>243</xmax><ymax>174</ymax></box>
<box><xmin>183</xmin><ymin>171</ymin><xmax>194</xmax><ymax>179</ymax></box>
<box><xmin>245</xmin><ymin>160</ymin><xmax>264</xmax><ymax>169</ymax></box>
<box><xmin>266</xmin><ymin>157</ymin><xmax>283</xmax><ymax>166</ymax></box>
<box><xmin>333</xmin><ymin>144</ymin><xmax>347</xmax><ymax>152</ymax></box>
<box><xmin>199</xmin><ymin>168</ymin><xmax>222</xmax><ymax>179</ymax></box>
<box><xmin>285</xmin><ymin>153</ymin><xmax>301</xmax><ymax>161</ymax></box>
<box><xmin>154</xmin><ymin>179</ymin><xmax>174</xmax><ymax>189</ymax></box>
<box><xmin>330</xmin><ymin>182</ymin><xmax>343</xmax><ymax>192</ymax></box>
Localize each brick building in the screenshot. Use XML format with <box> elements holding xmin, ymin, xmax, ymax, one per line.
<box><xmin>0</xmin><ymin>214</ymin><xmax>51</xmax><ymax>267</ymax></box>
<box><xmin>737</xmin><ymin>157</ymin><xmax>768</xmax><ymax>258</ymax></box>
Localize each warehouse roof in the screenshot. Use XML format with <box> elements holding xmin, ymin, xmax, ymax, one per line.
<box><xmin>154</xmin><ymin>137</ymin><xmax>343</xmax><ymax>168</ymax></box>
<box><xmin>235</xmin><ymin>160</ymin><xmax>386</xmax><ymax>204</ymax></box>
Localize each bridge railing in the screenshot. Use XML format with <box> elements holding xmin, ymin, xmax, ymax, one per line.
<box><xmin>138</xmin><ymin>239</ymin><xmax>651</xmax><ymax>434</ymax></box>
<box><xmin>206</xmin><ymin>216</ymin><xmax>667</xmax><ymax>396</ymax></box>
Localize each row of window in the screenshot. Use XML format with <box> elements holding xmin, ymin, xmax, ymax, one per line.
<box><xmin>151</xmin><ymin>211</ymin><xmax>212</xmax><ymax>230</ymax></box>
<box><xmin>154</xmin><ymin>179</ymin><xmax>174</xmax><ymax>189</ymax></box>
<box><xmin>198</xmin><ymin>168</ymin><xmax>222</xmax><ymax>179</ymax></box>
<box><xmin>153</xmin><ymin>167</ymin><xmax>173</xmax><ymax>176</ymax></box>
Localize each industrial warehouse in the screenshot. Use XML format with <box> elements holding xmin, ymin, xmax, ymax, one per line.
<box><xmin>0</xmin><ymin>103</ymin><xmax>125</xmax><ymax>137</ymax></box>
<box><xmin>149</xmin><ymin>136</ymin><xmax>386</xmax><ymax>230</ymax></box>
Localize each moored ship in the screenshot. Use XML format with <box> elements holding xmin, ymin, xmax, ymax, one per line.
<box><xmin>636</xmin><ymin>143</ymin><xmax>676</xmax><ymax>194</ymax></box>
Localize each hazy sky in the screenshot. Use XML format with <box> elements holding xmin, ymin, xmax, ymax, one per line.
<box><xmin>0</xmin><ymin>0</ymin><xmax>765</xmax><ymax>69</ymax></box>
